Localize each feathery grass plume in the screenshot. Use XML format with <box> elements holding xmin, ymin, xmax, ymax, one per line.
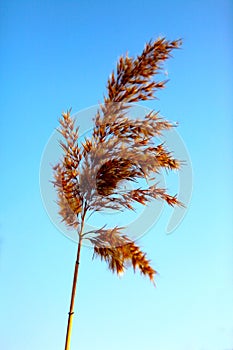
<box><xmin>52</xmin><ymin>37</ymin><xmax>183</xmax><ymax>350</ymax></box>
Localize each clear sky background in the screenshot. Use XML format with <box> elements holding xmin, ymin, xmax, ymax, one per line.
<box><xmin>0</xmin><ymin>1</ymin><xmax>233</xmax><ymax>350</ymax></box>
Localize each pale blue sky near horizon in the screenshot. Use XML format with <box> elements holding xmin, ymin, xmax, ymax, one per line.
<box><xmin>0</xmin><ymin>1</ymin><xmax>233</xmax><ymax>350</ymax></box>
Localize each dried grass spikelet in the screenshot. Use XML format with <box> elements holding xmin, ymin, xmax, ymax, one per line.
<box><xmin>89</xmin><ymin>227</ymin><xmax>156</xmax><ymax>281</ymax></box>
<box><xmin>52</xmin><ymin>111</ymin><xmax>83</xmax><ymax>228</ymax></box>
<box><xmin>96</xmin><ymin>158</ymin><xmax>144</xmax><ymax>196</ymax></box>
<box><xmin>93</xmin><ymin>243</ymin><xmax>156</xmax><ymax>282</ymax></box>
<box><xmin>53</xmin><ymin>38</ymin><xmax>183</xmax><ymax>283</ymax></box>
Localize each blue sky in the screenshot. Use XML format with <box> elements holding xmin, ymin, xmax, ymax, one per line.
<box><xmin>0</xmin><ymin>1</ymin><xmax>233</xmax><ymax>350</ymax></box>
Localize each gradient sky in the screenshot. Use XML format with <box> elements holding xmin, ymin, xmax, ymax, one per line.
<box><xmin>1</xmin><ymin>1</ymin><xmax>233</xmax><ymax>350</ymax></box>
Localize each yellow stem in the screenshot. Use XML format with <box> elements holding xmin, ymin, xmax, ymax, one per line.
<box><xmin>64</xmin><ymin>206</ymin><xmax>86</xmax><ymax>350</ymax></box>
